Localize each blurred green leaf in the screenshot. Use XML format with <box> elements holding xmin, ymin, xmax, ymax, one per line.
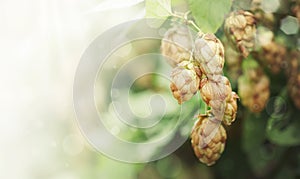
<box><xmin>266</xmin><ymin>89</ymin><xmax>300</xmax><ymax>146</ymax></box>
<box><xmin>145</xmin><ymin>0</ymin><xmax>172</xmax><ymax>18</ymax></box>
<box><xmin>231</xmin><ymin>0</ymin><xmax>252</xmax><ymax>10</ymax></box>
<box><xmin>242</xmin><ymin>112</ymin><xmax>286</xmax><ymax>176</ymax></box>
<box><xmin>274</xmin><ymin>165</ymin><xmax>295</xmax><ymax>179</ymax></box>
<box><xmin>242</xmin><ymin>113</ymin><xmax>265</xmax><ymax>149</ymax></box>
<box><xmin>188</xmin><ymin>0</ymin><xmax>232</xmax><ymax>33</ymax></box>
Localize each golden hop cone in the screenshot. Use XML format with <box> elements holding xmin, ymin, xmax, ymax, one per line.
<box><xmin>199</xmin><ymin>76</ymin><xmax>232</xmax><ymax>106</ymax></box>
<box><xmin>194</xmin><ymin>33</ymin><xmax>225</xmax><ymax>77</ymax></box>
<box><xmin>161</xmin><ymin>25</ymin><xmax>193</xmax><ymax>67</ymax></box>
<box><xmin>199</xmin><ymin>76</ymin><xmax>233</xmax><ymax>122</ymax></box>
<box><xmin>191</xmin><ymin>114</ymin><xmax>227</xmax><ymax>166</ymax></box>
<box><xmin>170</xmin><ymin>61</ymin><xmax>200</xmax><ymax>104</ymax></box>
<box><xmin>260</xmin><ymin>41</ymin><xmax>287</xmax><ymax>74</ymax></box>
<box><xmin>224</xmin><ymin>10</ymin><xmax>256</xmax><ymax>57</ymax></box>
<box><xmin>288</xmin><ymin>51</ymin><xmax>300</xmax><ymax>109</ymax></box>
<box><xmin>223</xmin><ymin>92</ymin><xmax>239</xmax><ymax>126</ymax></box>
<box><xmin>238</xmin><ymin>69</ymin><xmax>270</xmax><ymax>113</ymax></box>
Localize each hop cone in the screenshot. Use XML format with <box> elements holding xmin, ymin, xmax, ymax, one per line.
<box><xmin>224</xmin><ymin>10</ymin><xmax>256</xmax><ymax>57</ymax></box>
<box><xmin>191</xmin><ymin>114</ymin><xmax>227</xmax><ymax>166</ymax></box>
<box><xmin>288</xmin><ymin>51</ymin><xmax>300</xmax><ymax>109</ymax></box>
<box><xmin>199</xmin><ymin>76</ymin><xmax>232</xmax><ymax>107</ymax></box>
<box><xmin>199</xmin><ymin>76</ymin><xmax>233</xmax><ymax>123</ymax></box>
<box><xmin>161</xmin><ymin>25</ymin><xmax>193</xmax><ymax>67</ymax></box>
<box><xmin>260</xmin><ymin>41</ymin><xmax>287</xmax><ymax>74</ymax></box>
<box><xmin>223</xmin><ymin>92</ymin><xmax>239</xmax><ymax>126</ymax></box>
<box><xmin>194</xmin><ymin>33</ymin><xmax>225</xmax><ymax>78</ymax></box>
<box><xmin>170</xmin><ymin>61</ymin><xmax>200</xmax><ymax>104</ymax></box>
<box><xmin>238</xmin><ymin>66</ymin><xmax>270</xmax><ymax>113</ymax></box>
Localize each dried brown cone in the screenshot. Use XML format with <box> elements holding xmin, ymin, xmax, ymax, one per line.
<box><xmin>287</xmin><ymin>51</ymin><xmax>300</xmax><ymax>109</ymax></box>
<box><xmin>191</xmin><ymin>114</ymin><xmax>227</xmax><ymax>166</ymax></box>
<box><xmin>161</xmin><ymin>25</ymin><xmax>193</xmax><ymax>67</ymax></box>
<box><xmin>260</xmin><ymin>41</ymin><xmax>287</xmax><ymax>74</ymax></box>
<box><xmin>224</xmin><ymin>10</ymin><xmax>256</xmax><ymax>57</ymax></box>
<box><xmin>194</xmin><ymin>33</ymin><xmax>225</xmax><ymax>77</ymax></box>
<box><xmin>170</xmin><ymin>61</ymin><xmax>200</xmax><ymax>104</ymax></box>
<box><xmin>238</xmin><ymin>67</ymin><xmax>270</xmax><ymax>113</ymax></box>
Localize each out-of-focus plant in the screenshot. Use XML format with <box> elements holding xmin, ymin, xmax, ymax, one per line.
<box><xmin>136</xmin><ymin>0</ymin><xmax>300</xmax><ymax>178</ymax></box>
<box><xmin>91</xmin><ymin>0</ymin><xmax>300</xmax><ymax>178</ymax></box>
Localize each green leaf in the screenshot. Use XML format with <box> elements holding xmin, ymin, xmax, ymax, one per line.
<box><xmin>242</xmin><ymin>112</ymin><xmax>286</xmax><ymax>176</ymax></box>
<box><xmin>145</xmin><ymin>0</ymin><xmax>172</xmax><ymax>18</ymax></box>
<box><xmin>232</xmin><ymin>0</ymin><xmax>252</xmax><ymax>10</ymax></box>
<box><xmin>274</xmin><ymin>165</ymin><xmax>296</xmax><ymax>179</ymax></box>
<box><xmin>188</xmin><ymin>0</ymin><xmax>232</xmax><ymax>33</ymax></box>
<box><xmin>266</xmin><ymin>89</ymin><xmax>300</xmax><ymax>146</ymax></box>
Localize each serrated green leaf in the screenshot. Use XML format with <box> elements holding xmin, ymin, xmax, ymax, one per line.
<box><xmin>145</xmin><ymin>0</ymin><xmax>172</xmax><ymax>18</ymax></box>
<box><xmin>188</xmin><ymin>0</ymin><xmax>232</xmax><ymax>33</ymax></box>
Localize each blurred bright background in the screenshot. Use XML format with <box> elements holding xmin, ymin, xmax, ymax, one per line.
<box><xmin>0</xmin><ymin>0</ymin><xmax>148</xmax><ymax>178</ymax></box>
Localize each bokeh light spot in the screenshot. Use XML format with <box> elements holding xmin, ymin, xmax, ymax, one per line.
<box><xmin>280</xmin><ymin>16</ymin><xmax>299</xmax><ymax>35</ymax></box>
<box><xmin>261</xmin><ymin>0</ymin><xmax>280</xmax><ymax>13</ymax></box>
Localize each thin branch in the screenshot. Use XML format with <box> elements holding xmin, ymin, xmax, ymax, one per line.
<box><xmin>170</xmin><ymin>11</ymin><xmax>203</xmax><ymax>35</ymax></box>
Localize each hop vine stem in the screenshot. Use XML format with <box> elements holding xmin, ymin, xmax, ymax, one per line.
<box><xmin>170</xmin><ymin>11</ymin><xmax>203</xmax><ymax>35</ymax></box>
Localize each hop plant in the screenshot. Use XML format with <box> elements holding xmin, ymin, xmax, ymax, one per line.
<box><xmin>238</xmin><ymin>60</ymin><xmax>270</xmax><ymax>113</ymax></box>
<box><xmin>191</xmin><ymin>114</ymin><xmax>227</xmax><ymax>166</ymax></box>
<box><xmin>170</xmin><ymin>61</ymin><xmax>200</xmax><ymax>104</ymax></box>
<box><xmin>151</xmin><ymin>0</ymin><xmax>300</xmax><ymax>172</ymax></box>
<box><xmin>224</xmin><ymin>10</ymin><xmax>256</xmax><ymax>57</ymax></box>
<box><xmin>161</xmin><ymin>25</ymin><xmax>193</xmax><ymax>67</ymax></box>
<box><xmin>162</xmin><ymin>15</ymin><xmax>239</xmax><ymax>166</ymax></box>
<box><xmin>260</xmin><ymin>41</ymin><xmax>287</xmax><ymax>74</ymax></box>
<box><xmin>288</xmin><ymin>51</ymin><xmax>300</xmax><ymax>109</ymax></box>
<box><xmin>194</xmin><ymin>33</ymin><xmax>225</xmax><ymax>79</ymax></box>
